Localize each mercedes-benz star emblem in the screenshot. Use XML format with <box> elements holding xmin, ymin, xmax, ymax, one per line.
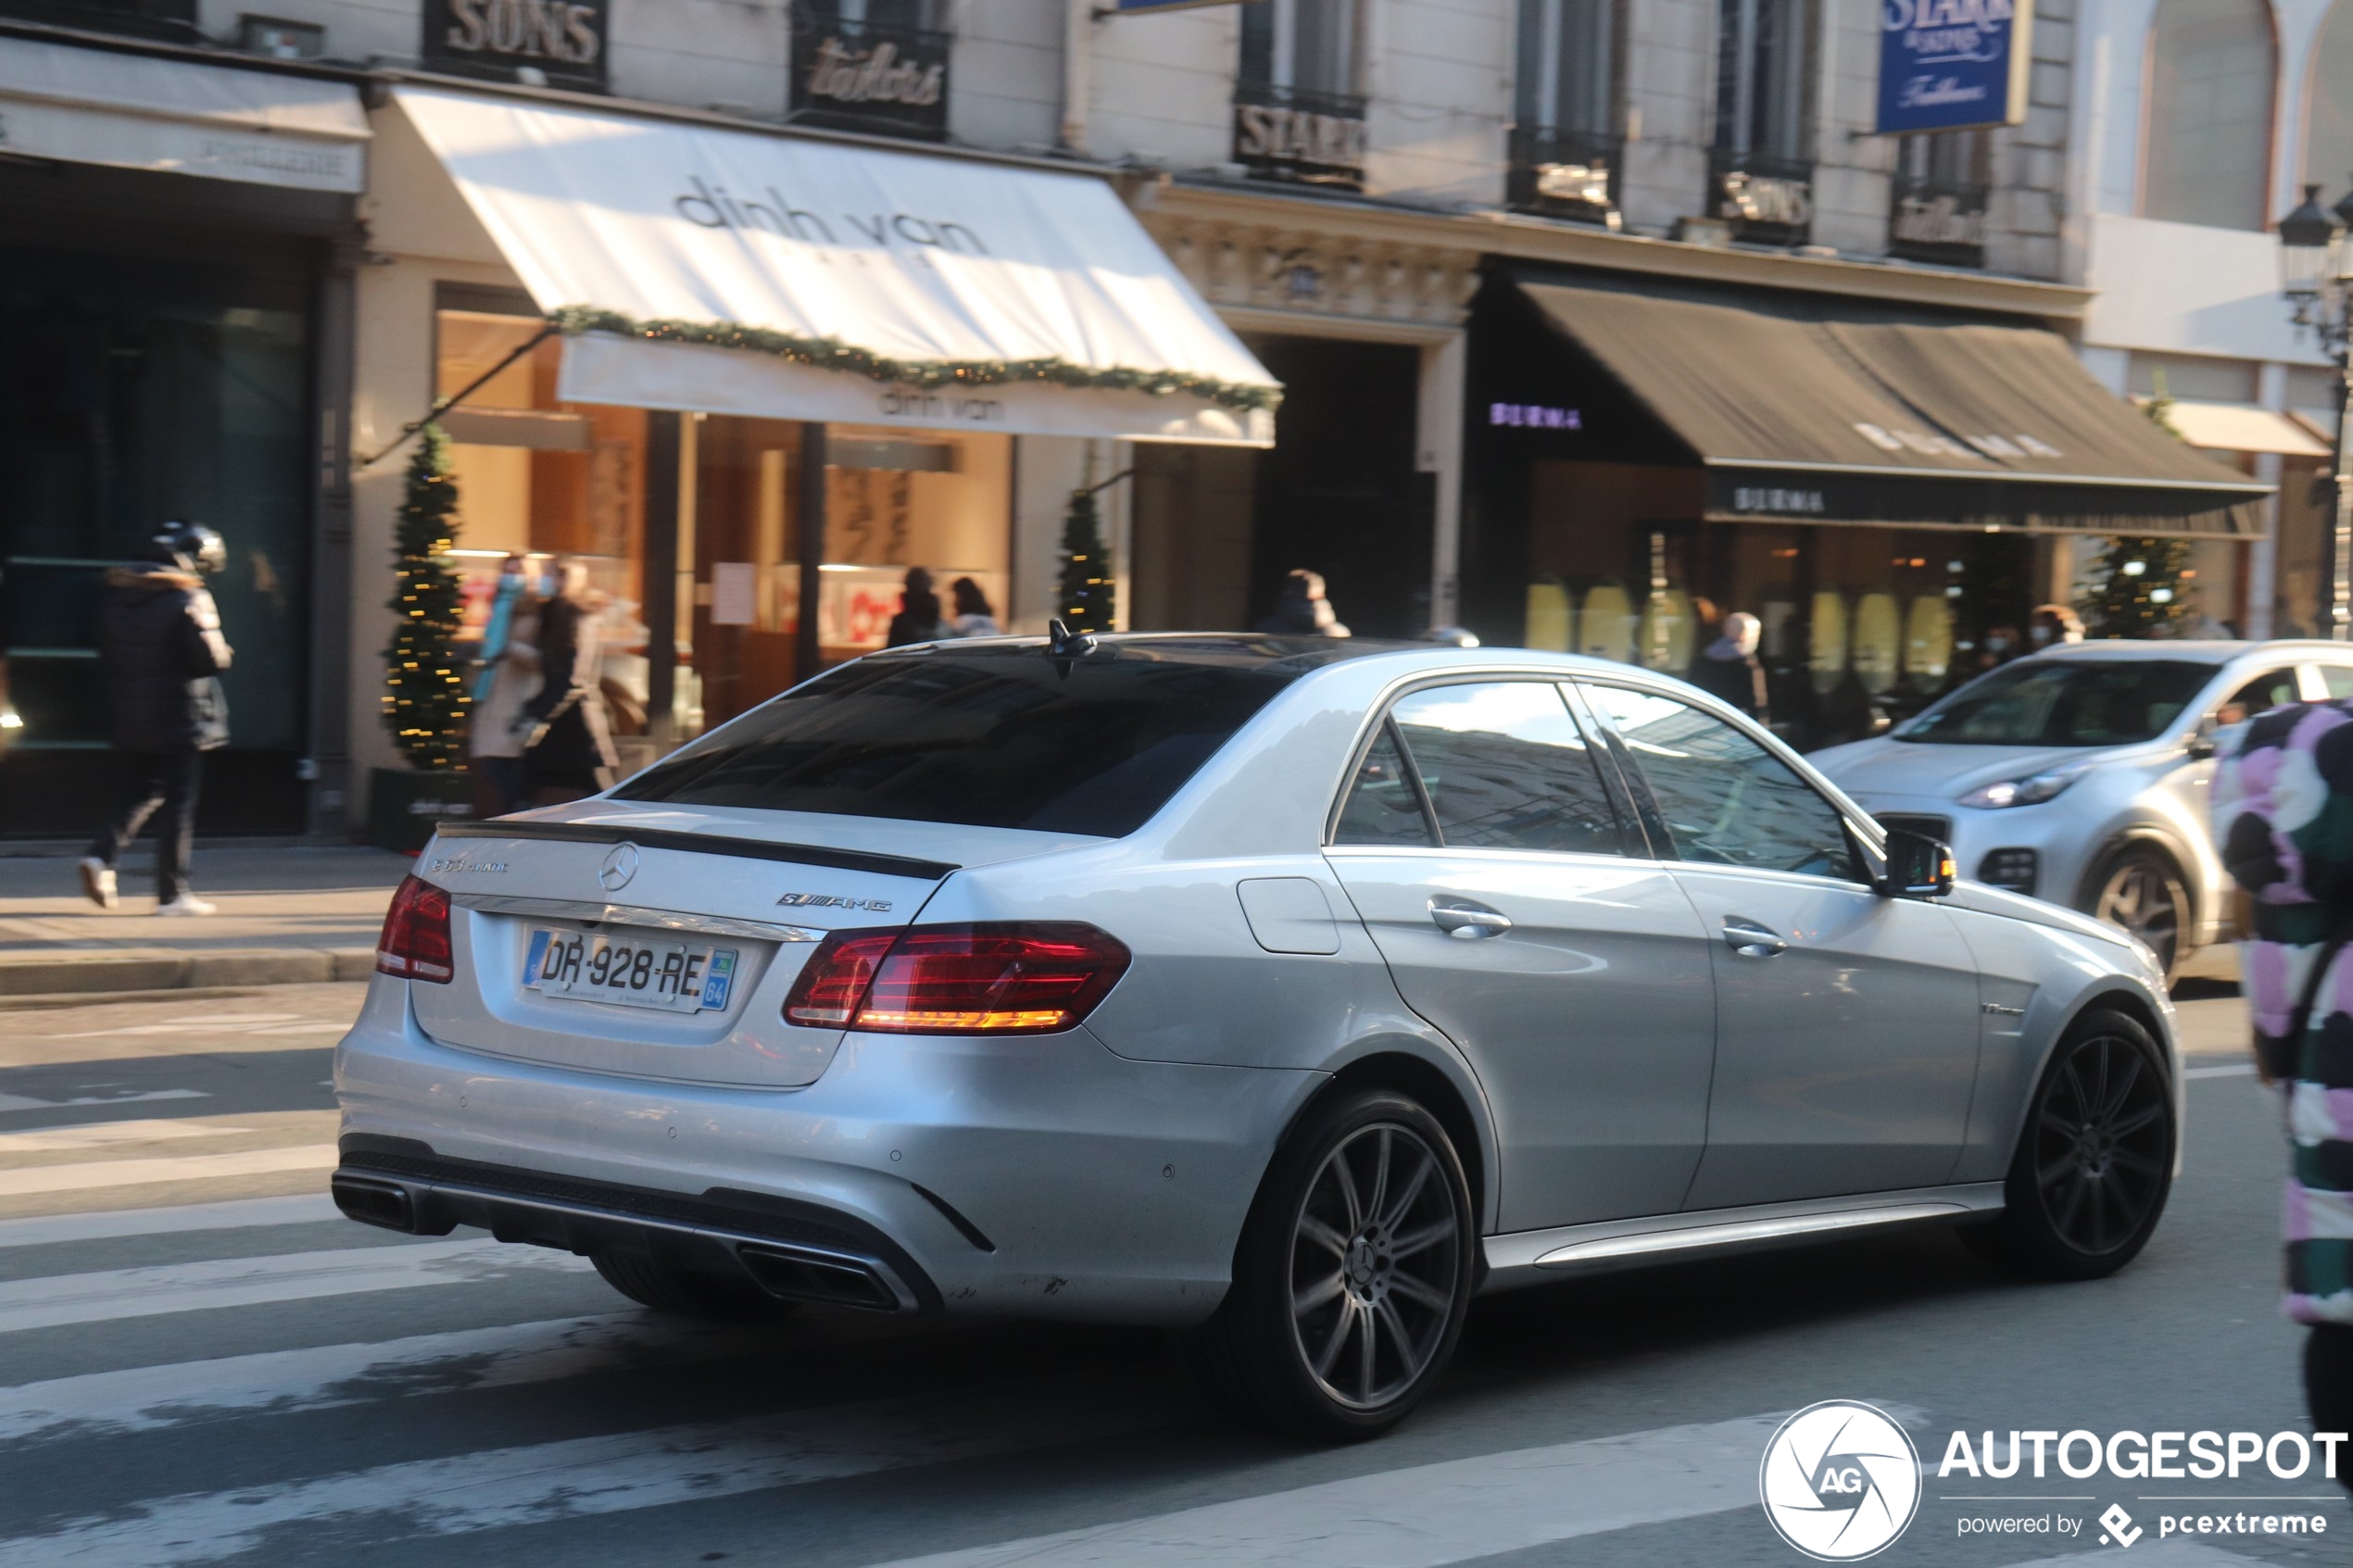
<box><xmin>598</xmin><ymin>844</ymin><xmax>639</xmax><ymax>893</ymax></box>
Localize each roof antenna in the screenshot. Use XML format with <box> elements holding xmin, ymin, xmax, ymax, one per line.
<box><xmin>1046</xmin><ymin>617</ymin><xmax>1097</xmax><ymax>659</ymax></box>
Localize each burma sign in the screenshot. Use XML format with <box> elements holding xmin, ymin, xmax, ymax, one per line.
<box><xmin>1875</xmin><ymin>0</ymin><xmax>2033</xmax><ymax>134</ymax></box>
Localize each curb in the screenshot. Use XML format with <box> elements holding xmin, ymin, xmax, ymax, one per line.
<box><xmin>0</xmin><ymin>947</ymin><xmax>377</xmax><ymax>997</ymax></box>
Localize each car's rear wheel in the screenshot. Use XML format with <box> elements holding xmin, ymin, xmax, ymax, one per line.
<box><xmin>1187</xmin><ymin>1086</ymin><xmax>1474</xmax><ymax>1440</ymax></box>
<box><xmin>591</xmin><ymin>1253</ymin><xmax>798</xmax><ymax>1321</ymax></box>
<box><xmin>2087</xmin><ymin>847</ymin><xmax>2189</xmax><ymax>981</ymax></box>
<box><xmin>1963</xmin><ymin>1008</ymin><xmax>2175</xmax><ymax>1280</ymax></box>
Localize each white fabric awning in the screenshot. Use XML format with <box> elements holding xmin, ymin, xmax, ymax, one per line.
<box><xmin>394</xmin><ymin>86</ymin><xmax>1277</xmax><ymax>445</ymax></box>
<box><xmin>0</xmin><ymin>38</ymin><xmax>366</xmax><ymax>193</ymax></box>
<box><xmin>2137</xmin><ymin>398</ymin><xmax>2334</xmax><ymax>458</ymax></box>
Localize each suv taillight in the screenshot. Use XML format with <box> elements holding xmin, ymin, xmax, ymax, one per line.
<box><xmin>783</xmin><ymin>923</ymin><xmax>1130</xmax><ymax>1035</ymax></box>
<box><xmin>375</xmin><ymin>874</ymin><xmax>454</xmax><ymax>984</ymax></box>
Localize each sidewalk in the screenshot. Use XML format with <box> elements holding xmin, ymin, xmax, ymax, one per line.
<box><xmin>0</xmin><ymin>847</ymin><xmax>408</xmax><ymax>997</ymax></box>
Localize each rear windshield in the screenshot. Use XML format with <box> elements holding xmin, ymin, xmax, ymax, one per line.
<box><xmin>1894</xmin><ymin>659</ymin><xmax>2215</xmax><ymax>746</ymax></box>
<box><xmin>613</xmin><ymin>645</ymin><xmax>1305</xmax><ymax>836</ymax></box>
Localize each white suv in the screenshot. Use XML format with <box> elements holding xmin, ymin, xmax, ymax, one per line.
<box><xmin>1810</xmin><ymin>640</ymin><xmax>2353</xmax><ymax>978</ymax></box>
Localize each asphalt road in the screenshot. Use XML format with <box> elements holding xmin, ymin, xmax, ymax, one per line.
<box><xmin>0</xmin><ymin>979</ymin><xmax>2341</xmax><ymax>1568</ymax></box>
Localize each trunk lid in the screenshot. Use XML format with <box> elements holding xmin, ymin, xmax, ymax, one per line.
<box><xmin>408</xmin><ymin>803</ymin><xmax>1088</xmax><ymax>1087</ymax></box>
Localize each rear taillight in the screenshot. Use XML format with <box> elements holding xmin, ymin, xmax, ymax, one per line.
<box><xmin>375</xmin><ymin>874</ymin><xmax>454</xmax><ymax>984</ymax></box>
<box><xmin>783</xmin><ymin>923</ymin><xmax>1130</xmax><ymax>1035</ymax></box>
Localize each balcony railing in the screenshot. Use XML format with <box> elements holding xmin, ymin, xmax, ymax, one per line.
<box><xmin>1708</xmin><ymin>146</ymin><xmax>1815</xmax><ymax>246</ymax></box>
<box><xmin>1888</xmin><ymin>172</ymin><xmax>1990</xmax><ymax>268</ymax></box>
<box><xmin>1232</xmin><ymin>81</ymin><xmax>1369</xmax><ymax>190</ymax></box>
<box><xmin>0</xmin><ymin>0</ymin><xmax>196</xmax><ymax>40</ymax></box>
<box><xmin>1508</xmin><ymin>126</ymin><xmax>1623</xmax><ymax>226</ymax></box>
<box><xmin>787</xmin><ymin>6</ymin><xmax>951</xmax><ymax>142</ymax></box>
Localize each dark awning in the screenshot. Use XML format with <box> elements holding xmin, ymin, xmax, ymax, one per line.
<box><xmin>1513</xmin><ymin>272</ymin><xmax>2270</xmax><ymax>536</ymax></box>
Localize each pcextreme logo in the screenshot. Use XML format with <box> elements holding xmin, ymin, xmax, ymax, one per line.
<box><xmin>1760</xmin><ymin>1400</ymin><xmax>1924</xmax><ymax>1560</ymax></box>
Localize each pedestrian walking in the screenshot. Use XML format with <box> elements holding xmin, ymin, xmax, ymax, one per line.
<box><xmin>468</xmin><ymin>554</ymin><xmax>542</xmax><ymax>819</ymax></box>
<box><xmin>2213</xmin><ymin>704</ymin><xmax>2353</xmax><ymax>1485</ymax></box>
<box><xmin>519</xmin><ymin>560</ymin><xmax>618</xmax><ymax>805</ymax></box>
<box><xmin>946</xmin><ymin>577</ymin><xmax>1000</xmax><ymax>637</ymax></box>
<box><xmin>886</xmin><ymin>567</ymin><xmax>946</xmax><ymax>647</ymax></box>
<box><xmin>1256</xmin><ymin>569</ymin><xmax>1352</xmax><ymax>637</ymax></box>
<box><xmin>1690</xmin><ymin>609</ymin><xmax>1769</xmax><ymax>721</ymax></box>
<box><xmin>2027</xmin><ymin>603</ymin><xmax>2085</xmax><ymax>650</ymax></box>
<box><xmin>79</xmin><ymin>521</ymin><xmax>233</xmax><ymax>916</ymax></box>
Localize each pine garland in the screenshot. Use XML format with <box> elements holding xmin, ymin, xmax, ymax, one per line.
<box><xmin>549</xmin><ymin>306</ymin><xmax>1282</xmax><ymax>416</ymax></box>
<box><xmin>383</xmin><ymin>423</ymin><xmax>472</xmax><ymax>771</ymax></box>
<box><xmin>1058</xmin><ymin>487</ymin><xmax>1116</xmax><ymax>634</ymax></box>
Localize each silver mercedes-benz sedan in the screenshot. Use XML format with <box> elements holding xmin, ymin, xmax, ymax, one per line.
<box><xmin>334</xmin><ymin>633</ymin><xmax>2180</xmax><ymax>1438</ymax></box>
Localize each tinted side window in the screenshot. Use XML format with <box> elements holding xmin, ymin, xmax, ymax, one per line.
<box><xmin>1390</xmin><ymin>683</ymin><xmax>1623</xmax><ymax>856</ymax></box>
<box><xmin>2323</xmin><ymin>666</ymin><xmax>2353</xmax><ymax>701</ymax></box>
<box><xmin>1333</xmin><ymin>723</ymin><xmax>1434</xmax><ymax>846</ymax></box>
<box><xmin>2219</xmin><ymin>667</ymin><xmax>2302</xmax><ymax>722</ymax></box>
<box><xmin>1585</xmin><ymin>684</ymin><xmax>1860</xmax><ymax>881</ymax></box>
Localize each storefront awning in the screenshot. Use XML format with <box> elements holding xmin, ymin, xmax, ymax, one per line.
<box><xmin>2140</xmin><ymin>399</ymin><xmax>2333</xmax><ymax>458</ymax></box>
<box><xmin>0</xmin><ymin>38</ymin><xmax>366</xmax><ymax>193</ymax></box>
<box><xmin>394</xmin><ymin>86</ymin><xmax>1277</xmax><ymax>445</ymax></box>
<box><xmin>1513</xmin><ymin>272</ymin><xmax>2270</xmax><ymax>536</ymax></box>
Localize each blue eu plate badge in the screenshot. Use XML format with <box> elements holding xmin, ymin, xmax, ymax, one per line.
<box><xmin>700</xmin><ymin>948</ymin><xmax>738</xmax><ymax>1011</ymax></box>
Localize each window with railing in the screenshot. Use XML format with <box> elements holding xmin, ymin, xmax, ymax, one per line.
<box><xmin>1889</xmin><ymin>129</ymin><xmax>1991</xmax><ymax>266</ymax></box>
<box><xmin>1510</xmin><ymin>0</ymin><xmax>1622</xmax><ymax>222</ymax></box>
<box><xmin>1236</xmin><ymin>0</ymin><xmax>1368</xmax><ymax>188</ymax></box>
<box><xmin>0</xmin><ymin>0</ymin><xmax>196</xmax><ymax>41</ymax></box>
<box><xmin>788</xmin><ymin>0</ymin><xmax>951</xmax><ymax>142</ymax></box>
<box><xmin>1711</xmin><ymin>0</ymin><xmax>1817</xmax><ymax>243</ymax></box>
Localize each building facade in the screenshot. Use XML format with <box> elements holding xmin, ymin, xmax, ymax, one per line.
<box><xmin>0</xmin><ymin>0</ymin><xmax>2289</xmax><ymax>840</ymax></box>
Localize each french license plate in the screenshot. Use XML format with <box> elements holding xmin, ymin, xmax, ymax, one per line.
<box><xmin>524</xmin><ymin>929</ymin><xmax>738</xmax><ymax>1014</ymax></box>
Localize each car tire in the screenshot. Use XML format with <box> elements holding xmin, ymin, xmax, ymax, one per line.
<box><xmin>1185</xmin><ymin>1085</ymin><xmax>1475</xmax><ymax>1441</ymax></box>
<box><xmin>2085</xmin><ymin>846</ymin><xmax>2191</xmax><ymax>983</ymax></box>
<box><xmin>1962</xmin><ymin>1008</ymin><xmax>2175</xmax><ymax>1281</ymax></box>
<box><xmin>591</xmin><ymin>1252</ymin><xmax>799</xmax><ymax>1322</ymax></box>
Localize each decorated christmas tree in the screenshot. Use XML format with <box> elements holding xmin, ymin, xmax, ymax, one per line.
<box><xmin>2083</xmin><ymin>537</ymin><xmax>2194</xmax><ymax>639</ymax></box>
<box><xmin>1057</xmin><ymin>486</ymin><xmax>1116</xmax><ymax>633</ymax></box>
<box><xmin>383</xmin><ymin>423</ymin><xmax>472</xmax><ymax>770</ymax></box>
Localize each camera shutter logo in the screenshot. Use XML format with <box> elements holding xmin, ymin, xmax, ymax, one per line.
<box><xmin>1758</xmin><ymin>1400</ymin><xmax>1922</xmax><ymax>1560</ymax></box>
<box><xmin>598</xmin><ymin>844</ymin><xmax>639</xmax><ymax>893</ymax></box>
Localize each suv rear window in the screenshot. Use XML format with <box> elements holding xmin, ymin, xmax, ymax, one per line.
<box><xmin>613</xmin><ymin>643</ymin><xmax>1307</xmax><ymax>836</ymax></box>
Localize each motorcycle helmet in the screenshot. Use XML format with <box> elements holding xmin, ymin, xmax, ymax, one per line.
<box><xmin>151</xmin><ymin>521</ymin><xmax>226</xmax><ymax>577</ymax></box>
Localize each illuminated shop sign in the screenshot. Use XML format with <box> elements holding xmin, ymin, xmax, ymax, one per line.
<box><xmin>1491</xmin><ymin>402</ymin><xmax>1582</xmax><ymax>430</ymax></box>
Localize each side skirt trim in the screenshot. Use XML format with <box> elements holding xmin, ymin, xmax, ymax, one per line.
<box><xmin>1478</xmin><ymin>1182</ymin><xmax>2006</xmax><ymax>1290</ymax></box>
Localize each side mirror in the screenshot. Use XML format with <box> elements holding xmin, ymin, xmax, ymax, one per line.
<box><xmin>1882</xmin><ymin>829</ymin><xmax>1956</xmax><ymax>898</ymax></box>
<box><xmin>2185</xmin><ymin>714</ymin><xmax>2219</xmax><ymax>761</ymax></box>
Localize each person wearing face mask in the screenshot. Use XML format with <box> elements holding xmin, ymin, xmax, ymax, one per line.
<box><xmin>518</xmin><ymin>559</ymin><xmax>619</xmax><ymax>804</ymax></box>
<box><xmin>467</xmin><ymin>555</ymin><xmax>542</xmax><ymax>819</ymax></box>
<box><xmin>1976</xmin><ymin>624</ymin><xmax>2022</xmax><ymax>671</ymax></box>
<box><xmin>2027</xmin><ymin>604</ymin><xmax>2084</xmax><ymax>649</ymax></box>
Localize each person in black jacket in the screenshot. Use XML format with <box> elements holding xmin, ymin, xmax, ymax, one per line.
<box><xmin>519</xmin><ymin>560</ymin><xmax>619</xmax><ymax>804</ymax></box>
<box><xmin>1689</xmin><ymin>609</ymin><xmax>1769</xmax><ymax>722</ymax></box>
<box><xmin>80</xmin><ymin>521</ymin><xmax>233</xmax><ymax>915</ymax></box>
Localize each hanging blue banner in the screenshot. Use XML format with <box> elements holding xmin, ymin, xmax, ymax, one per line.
<box><xmin>1875</xmin><ymin>0</ymin><xmax>2034</xmax><ymax>134</ymax></box>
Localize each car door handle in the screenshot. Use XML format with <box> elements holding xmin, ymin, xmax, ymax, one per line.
<box><xmin>1430</xmin><ymin>899</ymin><xmax>1512</xmax><ymax>939</ymax></box>
<box><xmin>1723</xmin><ymin>919</ymin><xmax>1787</xmax><ymax>958</ymax></box>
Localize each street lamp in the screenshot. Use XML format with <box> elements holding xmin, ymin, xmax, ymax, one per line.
<box><xmin>2279</xmin><ymin>182</ymin><xmax>2353</xmax><ymax>638</ymax></box>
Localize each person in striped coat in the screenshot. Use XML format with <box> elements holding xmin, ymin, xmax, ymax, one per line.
<box><xmin>2214</xmin><ymin>697</ymin><xmax>2353</xmax><ymax>1479</ymax></box>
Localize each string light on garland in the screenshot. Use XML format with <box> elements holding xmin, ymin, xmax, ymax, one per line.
<box><xmin>548</xmin><ymin>307</ymin><xmax>1282</xmax><ymax>417</ymax></box>
<box><xmin>382</xmin><ymin>422</ymin><xmax>472</xmax><ymax>771</ymax></box>
<box><xmin>1058</xmin><ymin>486</ymin><xmax>1116</xmax><ymax>634</ymax></box>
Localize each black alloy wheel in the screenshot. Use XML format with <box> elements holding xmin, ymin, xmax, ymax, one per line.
<box><xmin>1187</xmin><ymin>1086</ymin><xmax>1475</xmax><ymax>1439</ymax></box>
<box><xmin>2089</xmin><ymin>848</ymin><xmax>2188</xmax><ymax>981</ymax></box>
<box><xmin>1966</xmin><ymin>1008</ymin><xmax>2175</xmax><ymax>1280</ymax></box>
